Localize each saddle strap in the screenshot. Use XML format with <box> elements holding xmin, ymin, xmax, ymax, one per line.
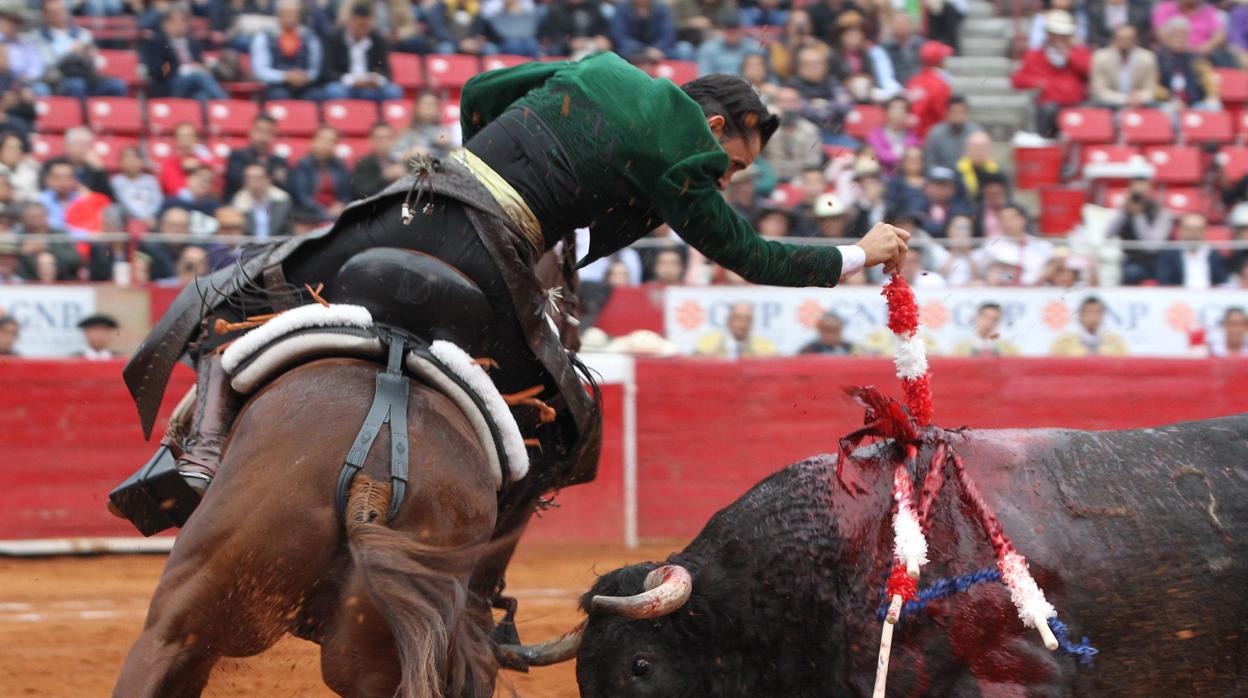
<box><xmin>335</xmin><ymin>334</ymin><xmax>412</xmax><ymax>522</ymax></box>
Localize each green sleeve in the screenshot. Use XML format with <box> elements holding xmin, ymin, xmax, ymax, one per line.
<box><xmin>653</xmin><ymin>151</ymin><xmax>843</xmax><ymax>287</ymax></box>
<box><xmin>459</xmin><ymin>60</ymin><xmax>568</xmax><ymax>142</ymax></box>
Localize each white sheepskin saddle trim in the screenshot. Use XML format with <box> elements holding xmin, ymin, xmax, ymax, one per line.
<box><xmin>222</xmin><ymin>304</ymin><xmax>374</xmax><ymax>375</ymax></box>
<box><xmin>428</xmin><ymin>340</ymin><xmax>529</xmax><ymax>482</ymax></box>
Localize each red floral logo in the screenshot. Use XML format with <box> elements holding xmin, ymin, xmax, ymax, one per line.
<box><xmin>919</xmin><ymin>301</ymin><xmax>949</xmax><ymax>331</ymax></box>
<box><xmin>1042</xmin><ymin>300</ymin><xmax>1072</xmax><ymax>330</ymax></box>
<box><xmin>675</xmin><ymin>300</ymin><xmax>706</xmax><ymax>330</ymax></box>
<box><xmin>1165</xmin><ymin>303</ymin><xmax>1195</xmax><ymax>332</ymax></box>
<box><xmin>796</xmin><ymin>299</ymin><xmax>824</xmax><ymax>328</ymax></box>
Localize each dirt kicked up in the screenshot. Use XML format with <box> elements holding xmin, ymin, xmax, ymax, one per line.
<box><xmin>0</xmin><ymin>540</ymin><xmax>679</xmax><ymax>697</ymax></box>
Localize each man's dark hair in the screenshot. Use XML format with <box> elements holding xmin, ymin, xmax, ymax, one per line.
<box><xmin>350</xmin><ymin>1</ymin><xmax>373</xmax><ymax>18</ymax></box>
<box><xmin>682</xmin><ymin>75</ymin><xmax>780</xmax><ymax>148</ymax></box>
<box><xmin>1080</xmin><ymin>296</ymin><xmax>1104</xmax><ymax>310</ymax></box>
<box><xmin>947</xmin><ymin>94</ymin><xmax>968</xmax><ymax>109</ymax></box>
<box><xmin>255</xmin><ymin>114</ymin><xmax>277</xmax><ymax>127</ymax></box>
<box><xmin>978</xmin><ymin>302</ymin><xmax>1002</xmax><ymax>313</ymax></box>
<box><xmin>1002</xmin><ymin>202</ymin><xmax>1030</xmax><ymax>221</ymax></box>
<box><xmin>0</xmin><ymin>316</ymin><xmax>16</xmax><ymax>329</ymax></box>
<box><xmin>1224</xmin><ymin>306</ymin><xmax>1246</xmax><ymax>322</ymax></box>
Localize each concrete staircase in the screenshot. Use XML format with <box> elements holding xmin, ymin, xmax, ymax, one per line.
<box><xmin>945</xmin><ymin>2</ymin><xmax>1032</xmax><ymax>142</ymax></box>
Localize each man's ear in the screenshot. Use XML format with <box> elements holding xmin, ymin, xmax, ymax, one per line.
<box><xmin>706</xmin><ymin>114</ymin><xmax>726</xmax><ymax>138</ymax></box>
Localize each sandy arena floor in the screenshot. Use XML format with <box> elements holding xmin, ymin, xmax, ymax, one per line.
<box><xmin>0</xmin><ymin>541</ymin><xmax>679</xmax><ymax>697</ymax></box>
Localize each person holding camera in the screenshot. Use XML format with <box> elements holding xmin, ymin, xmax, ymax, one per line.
<box><xmin>1106</xmin><ymin>177</ymin><xmax>1172</xmax><ymax>285</ymax></box>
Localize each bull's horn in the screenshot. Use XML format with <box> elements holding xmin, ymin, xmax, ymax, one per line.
<box><xmin>590</xmin><ymin>564</ymin><xmax>693</xmax><ymax>619</ymax></box>
<box><xmin>497</xmin><ymin>620</ymin><xmax>585</xmax><ymax>667</ymax></box>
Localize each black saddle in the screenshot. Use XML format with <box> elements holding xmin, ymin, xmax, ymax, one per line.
<box><xmin>328</xmin><ymin>248</ymin><xmax>493</xmax><ymax>357</ymax></box>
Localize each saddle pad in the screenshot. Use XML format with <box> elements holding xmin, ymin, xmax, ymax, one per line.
<box><xmin>222</xmin><ymin>304</ymin><xmax>375</xmax><ymax>375</ymax></box>
<box><xmin>220</xmin><ymin>304</ymin><xmax>528</xmax><ymax>487</ymax></box>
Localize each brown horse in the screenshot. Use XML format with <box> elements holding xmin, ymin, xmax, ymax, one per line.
<box><xmin>113</xmin><ymin>357</ymin><xmax>502</xmax><ymax>698</ymax></box>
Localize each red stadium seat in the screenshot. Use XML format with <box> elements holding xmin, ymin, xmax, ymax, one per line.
<box><xmin>264</xmin><ymin>100</ymin><xmax>320</xmax><ymax>137</ymax></box>
<box><xmin>1161</xmin><ymin>187</ymin><xmax>1209</xmax><ymax>214</ymax></box>
<box><xmin>1144</xmin><ymin>146</ymin><xmax>1202</xmax><ymax>185</ymax></box>
<box><xmin>1103</xmin><ymin>186</ymin><xmax>1129</xmax><ymax>209</ymax></box>
<box><xmin>1218</xmin><ymin>147</ymin><xmax>1248</xmax><ymax>183</ymax></box>
<box><xmin>540</xmin><ymin>56</ymin><xmax>569</xmax><ymax>62</ymax></box>
<box><xmin>34</xmin><ymin>96</ymin><xmax>84</xmax><ymax>133</ymax></box>
<box><xmin>390</xmin><ymin>53</ymin><xmax>425</xmax><ymax>91</ymax></box>
<box><xmin>1119</xmin><ymin>108</ymin><xmax>1173</xmax><ymax>145</ymax></box>
<box><xmin>1058</xmin><ymin>107</ymin><xmax>1114</xmax><ymax>143</ymax></box>
<box><xmin>86</xmin><ymin>97</ymin><xmax>143</xmax><ymax>135</ymax></box>
<box><xmin>1214</xmin><ymin>68</ymin><xmax>1248</xmax><ymax>104</ymax></box>
<box><xmin>381</xmin><ymin>99</ymin><xmax>412</xmax><ymax>130</ymax></box>
<box><xmin>424</xmin><ymin>54</ymin><xmax>479</xmax><ymax>92</ymax></box>
<box><xmin>91</xmin><ymin>136</ymin><xmax>138</xmax><ymax>172</ymax></box>
<box><xmin>334</xmin><ymin>138</ymin><xmax>370</xmax><ymax>167</ymax></box>
<box><xmin>843</xmin><ymin>104</ymin><xmax>884</xmax><ymax>140</ymax></box>
<box><xmin>147</xmin><ymin>98</ymin><xmax>204</xmax><ymax>135</ymax></box>
<box><xmin>481</xmin><ymin>54</ymin><xmax>531</xmax><ymax>72</ymax></box>
<box><xmin>31</xmin><ymin>133</ymin><xmax>66</xmax><ymax>161</ymax></box>
<box><xmin>651</xmin><ymin>60</ymin><xmax>697</xmax><ymax>85</ymax></box>
<box><xmin>441</xmin><ymin>101</ymin><xmax>461</xmax><ymax>126</ymax></box>
<box><xmin>1081</xmin><ymin>144</ymin><xmax>1140</xmax><ymax>166</ymax></box>
<box><xmin>323</xmin><ymin>100</ymin><xmax>379</xmax><ymax>136</ymax></box>
<box><xmin>769</xmin><ymin>183</ymin><xmax>804</xmax><ymax>208</ymax></box>
<box><xmin>1236</xmin><ymin>110</ymin><xmax>1248</xmax><ymax>141</ymax></box>
<box><xmin>206</xmin><ymin>99</ymin><xmax>260</xmax><ymax>136</ymax></box>
<box><xmin>146</xmin><ymin>136</ymin><xmax>175</xmax><ymax>162</ymax></box>
<box><xmin>1178</xmin><ymin>109</ymin><xmax>1233</xmax><ymax>144</ymax></box>
<box><xmin>1206</xmin><ymin>224</ymin><xmax>1232</xmax><ymax>245</ymax></box>
<box><xmin>272</xmin><ymin>138</ymin><xmax>312</xmax><ymax>164</ymax></box>
<box><xmin>80</xmin><ymin>16</ymin><xmax>139</xmax><ymax>44</ymax></box>
<box><xmin>208</xmin><ymin>137</ymin><xmax>248</xmax><ymax>162</ymax></box>
<box><xmin>94</xmin><ymin>49</ymin><xmax>141</xmax><ymax>88</ymax></box>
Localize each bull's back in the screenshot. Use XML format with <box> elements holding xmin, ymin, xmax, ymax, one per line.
<box><xmin>950</xmin><ymin>415</ymin><xmax>1248</xmax><ymax>695</ymax></box>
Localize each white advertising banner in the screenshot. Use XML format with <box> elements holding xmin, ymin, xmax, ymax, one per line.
<box><xmin>0</xmin><ymin>286</ymin><xmax>96</xmax><ymax>357</ymax></box>
<box><xmin>664</xmin><ymin>286</ymin><xmax>1248</xmax><ymax>357</ymax></box>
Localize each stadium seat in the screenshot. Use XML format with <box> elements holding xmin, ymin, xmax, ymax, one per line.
<box><xmin>335</xmin><ymin>138</ymin><xmax>370</xmax><ymax>167</ymax></box>
<box><xmin>1218</xmin><ymin>147</ymin><xmax>1248</xmax><ymax>183</ymax></box>
<box><xmin>1119</xmin><ymin>108</ymin><xmax>1173</xmax><ymax>145</ymax></box>
<box><xmin>208</xmin><ymin>137</ymin><xmax>248</xmax><ymax>162</ymax></box>
<box><xmin>769</xmin><ymin>183</ymin><xmax>804</xmax><ymax>208</ymax></box>
<box><xmin>424</xmin><ymin>54</ymin><xmax>479</xmax><ymax>93</ymax></box>
<box><xmin>482</xmin><ymin>54</ymin><xmax>531</xmax><ymax>72</ymax></box>
<box><xmin>1236</xmin><ymin>110</ymin><xmax>1248</xmax><ymax>142</ymax></box>
<box><xmin>323</xmin><ymin>100</ymin><xmax>379</xmax><ymax>136</ymax></box>
<box><xmin>1058</xmin><ymin>107</ymin><xmax>1114</xmax><ymax>143</ymax></box>
<box><xmin>1161</xmin><ymin>188</ymin><xmax>1209</xmax><ymax>215</ymax></box>
<box><xmin>79</xmin><ymin>16</ymin><xmax>139</xmax><ymax>44</ymax></box>
<box><xmin>94</xmin><ymin>49</ymin><xmax>141</xmax><ymax>88</ymax></box>
<box><xmin>1144</xmin><ymin>146</ymin><xmax>1202</xmax><ymax>185</ymax></box>
<box><xmin>1179</xmin><ymin>109</ymin><xmax>1233</xmax><ymax>144</ymax></box>
<box><xmin>1214</xmin><ymin>67</ymin><xmax>1248</xmax><ymax>104</ymax></box>
<box><xmin>1103</xmin><ymin>186</ymin><xmax>1129</xmax><ymax>209</ymax></box>
<box><xmin>86</xmin><ymin>97</ymin><xmax>143</xmax><ymax>135</ymax></box>
<box><xmin>34</xmin><ymin>96</ymin><xmax>84</xmax><ymax>133</ymax></box>
<box><xmin>147</xmin><ymin>98</ymin><xmax>204</xmax><ymax>135</ymax></box>
<box><xmin>540</xmin><ymin>55</ymin><xmax>570</xmax><ymax>62</ymax></box>
<box><xmin>272</xmin><ymin>138</ymin><xmax>312</xmax><ymax>163</ymax></box>
<box><xmin>264</xmin><ymin>100</ymin><xmax>320</xmax><ymax>137</ymax></box>
<box><xmin>441</xmin><ymin>101</ymin><xmax>461</xmax><ymax>126</ymax></box>
<box><xmin>1206</xmin><ymin>224</ymin><xmax>1232</xmax><ymax>246</ymax></box>
<box><xmin>146</xmin><ymin>136</ymin><xmax>175</xmax><ymax>162</ymax></box>
<box><xmin>390</xmin><ymin>53</ymin><xmax>424</xmax><ymax>91</ymax></box>
<box><xmin>222</xmin><ymin>53</ymin><xmax>263</xmax><ymax>98</ymax></box>
<box><xmin>91</xmin><ymin>136</ymin><xmax>138</xmax><ymax>172</ymax></box>
<box><xmin>30</xmin><ymin>133</ymin><xmax>66</xmax><ymax>161</ymax></box>
<box><xmin>844</xmin><ymin>104</ymin><xmax>884</xmax><ymax>140</ymax></box>
<box><xmin>381</xmin><ymin>99</ymin><xmax>412</xmax><ymax>130</ymax></box>
<box><xmin>206</xmin><ymin>99</ymin><xmax>260</xmax><ymax>136</ymax></box>
<box><xmin>1038</xmin><ymin>186</ymin><xmax>1087</xmax><ymax>235</ymax></box>
<box><xmin>651</xmin><ymin>60</ymin><xmax>698</xmax><ymax>85</ymax></box>
<box><xmin>1082</xmin><ymin>144</ymin><xmax>1140</xmax><ymax>166</ymax></box>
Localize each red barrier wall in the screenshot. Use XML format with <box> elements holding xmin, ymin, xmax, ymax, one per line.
<box><xmin>2</xmin><ymin>357</ymin><xmax>1246</xmax><ymax>543</ymax></box>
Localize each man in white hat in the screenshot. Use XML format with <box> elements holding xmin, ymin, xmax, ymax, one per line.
<box><xmin>1012</xmin><ymin>9</ymin><xmax>1092</xmax><ymax>135</ymax></box>
<box><xmin>811</xmin><ymin>192</ymin><xmax>851</xmax><ymax>238</ymax></box>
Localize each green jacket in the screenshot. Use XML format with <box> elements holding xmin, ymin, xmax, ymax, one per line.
<box><xmin>459</xmin><ymin>52</ymin><xmax>844</xmax><ymax>287</ymax></box>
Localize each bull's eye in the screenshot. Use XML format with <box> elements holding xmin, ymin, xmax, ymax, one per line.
<box><xmin>632</xmin><ymin>657</ymin><xmax>652</xmax><ymax>677</ymax></box>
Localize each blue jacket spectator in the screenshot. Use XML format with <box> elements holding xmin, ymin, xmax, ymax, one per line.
<box><xmin>251</xmin><ymin>0</ymin><xmax>327</xmax><ymax>100</ymax></box>
<box><xmin>539</xmin><ymin>0</ymin><xmax>611</xmax><ymax>57</ymax></box>
<box><xmin>483</xmin><ymin>0</ymin><xmax>543</xmax><ymax>57</ymax></box>
<box><xmin>288</xmin><ymin>126</ymin><xmax>352</xmax><ymax>220</ymax></box>
<box><xmin>696</xmin><ymin>13</ymin><xmax>763</xmax><ymax>75</ymax></box>
<box><xmin>1156</xmin><ymin>214</ymin><xmax>1230</xmax><ymax>288</ymax></box>
<box><xmin>33</xmin><ymin>0</ymin><xmax>127</xmax><ymax>98</ymax></box>
<box><xmin>322</xmin><ymin>3</ymin><xmax>403</xmax><ymax>101</ymax></box>
<box><xmin>611</xmin><ymin>0</ymin><xmax>679</xmax><ymax>60</ymax></box>
<box><xmin>425</xmin><ymin>0</ymin><xmax>492</xmax><ymax>55</ymax></box>
<box><xmin>140</xmin><ymin>8</ymin><xmax>227</xmax><ymax>101</ymax></box>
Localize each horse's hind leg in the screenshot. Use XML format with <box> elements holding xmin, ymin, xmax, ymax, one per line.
<box><xmin>319</xmin><ymin>574</ymin><xmax>403</xmax><ymax>698</ymax></box>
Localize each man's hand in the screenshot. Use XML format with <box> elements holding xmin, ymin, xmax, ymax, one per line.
<box><xmin>856</xmin><ymin>223</ymin><xmax>910</xmax><ymax>275</ymax></box>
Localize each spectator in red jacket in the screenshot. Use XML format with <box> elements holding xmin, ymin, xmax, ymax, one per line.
<box><xmin>1012</xmin><ymin>10</ymin><xmax>1091</xmax><ymax>136</ymax></box>
<box><xmin>906</xmin><ymin>40</ymin><xmax>953</xmax><ymax>139</ymax></box>
<box><xmin>159</xmin><ymin>123</ymin><xmax>219</xmax><ymax>197</ymax></box>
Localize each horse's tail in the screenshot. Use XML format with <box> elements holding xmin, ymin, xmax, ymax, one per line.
<box><xmin>343</xmin><ymin>476</ymin><xmax>496</xmax><ymax>698</ymax></box>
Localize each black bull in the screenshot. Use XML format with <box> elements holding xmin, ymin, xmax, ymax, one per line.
<box><xmin>537</xmin><ymin>415</ymin><xmax>1248</xmax><ymax>697</ymax></box>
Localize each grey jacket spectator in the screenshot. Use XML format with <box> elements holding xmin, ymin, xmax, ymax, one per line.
<box><xmin>922</xmin><ymin>100</ymin><xmax>983</xmax><ymax>172</ymax></box>
<box><xmin>761</xmin><ymin>87</ymin><xmax>824</xmax><ymax>181</ymax></box>
<box><xmin>881</xmin><ymin>14</ymin><xmax>925</xmax><ymax>84</ymax></box>
<box><xmin>110</xmin><ymin>171</ymin><xmax>163</xmax><ymax>222</ymax></box>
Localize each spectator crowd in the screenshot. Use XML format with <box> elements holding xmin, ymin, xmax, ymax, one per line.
<box><xmin>0</xmin><ymin>0</ymin><xmax>1246</xmax><ymax>360</ymax></box>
